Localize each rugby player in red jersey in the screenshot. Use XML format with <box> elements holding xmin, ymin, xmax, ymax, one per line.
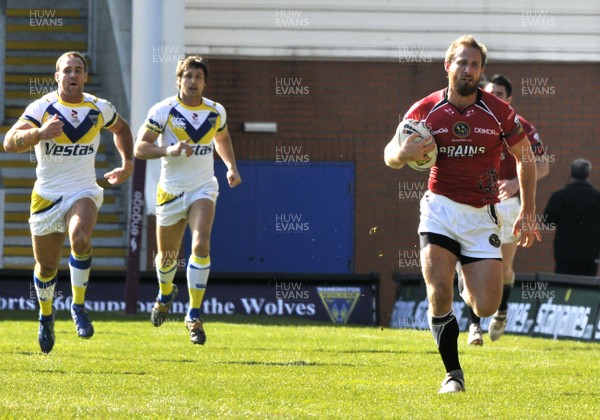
<box><xmin>384</xmin><ymin>35</ymin><xmax>540</xmax><ymax>393</ymax></box>
<box><xmin>465</xmin><ymin>74</ymin><xmax>549</xmax><ymax>346</ymax></box>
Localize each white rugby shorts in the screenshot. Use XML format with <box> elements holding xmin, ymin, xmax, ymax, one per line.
<box><xmin>418</xmin><ymin>191</ymin><xmax>502</xmax><ymax>259</ymax></box>
<box><xmin>497</xmin><ymin>196</ymin><xmax>521</xmax><ymax>244</ymax></box>
<box><xmin>29</xmin><ymin>185</ymin><xmax>104</xmax><ymax>236</ymax></box>
<box><xmin>156</xmin><ymin>177</ymin><xmax>219</xmax><ymax>227</ymax></box>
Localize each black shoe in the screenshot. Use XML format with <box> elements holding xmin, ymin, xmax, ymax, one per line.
<box><xmin>150</xmin><ymin>284</ymin><xmax>178</xmax><ymax>327</ymax></box>
<box><xmin>185</xmin><ymin>317</ymin><xmax>206</xmax><ymax>345</ymax></box>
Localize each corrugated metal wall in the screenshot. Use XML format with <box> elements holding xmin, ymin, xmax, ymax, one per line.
<box><xmin>184</xmin><ymin>0</ymin><xmax>600</xmax><ymax>62</ymax></box>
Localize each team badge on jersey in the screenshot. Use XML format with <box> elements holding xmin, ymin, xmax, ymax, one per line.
<box><xmin>489</xmin><ymin>234</ymin><xmax>501</xmax><ymax>248</ymax></box>
<box><xmin>170</xmin><ymin>116</ymin><xmax>187</xmax><ymax>131</ymax></box>
<box><xmin>453</xmin><ymin>121</ymin><xmax>470</xmax><ymax>137</ymax></box>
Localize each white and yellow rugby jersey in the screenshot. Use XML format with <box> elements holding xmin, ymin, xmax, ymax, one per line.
<box><xmin>20</xmin><ymin>91</ymin><xmax>118</xmax><ymax>195</ymax></box>
<box><xmin>144</xmin><ymin>95</ymin><xmax>226</xmax><ymax>194</ymax></box>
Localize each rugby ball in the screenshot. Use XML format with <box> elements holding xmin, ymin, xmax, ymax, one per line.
<box><xmin>395</xmin><ymin>119</ymin><xmax>437</xmax><ymax>171</ymax></box>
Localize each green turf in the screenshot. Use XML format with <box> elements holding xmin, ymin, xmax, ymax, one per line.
<box><xmin>0</xmin><ymin>312</ymin><xmax>598</xmax><ymax>418</ymax></box>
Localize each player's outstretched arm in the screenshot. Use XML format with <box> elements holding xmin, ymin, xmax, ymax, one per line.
<box><xmin>214</xmin><ymin>126</ymin><xmax>241</xmax><ymax>188</ymax></box>
<box><xmin>104</xmin><ymin>116</ymin><xmax>134</xmax><ymax>185</ymax></box>
<box><xmin>508</xmin><ymin>137</ymin><xmax>540</xmax><ymax>247</ymax></box>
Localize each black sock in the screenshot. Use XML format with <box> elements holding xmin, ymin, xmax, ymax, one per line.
<box><xmin>469</xmin><ymin>306</ymin><xmax>480</xmax><ymax>325</ymax></box>
<box><xmin>429</xmin><ymin>310</ymin><xmax>461</xmax><ymax>373</ymax></box>
<box><xmin>498</xmin><ymin>285</ymin><xmax>512</xmax><ymax>312</ymax></box>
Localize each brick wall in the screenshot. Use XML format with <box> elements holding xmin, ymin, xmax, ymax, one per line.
<box><xmin>200</xmin><ymin>58</ymin><xmax>600</xmax><ymax>324</ymax></box>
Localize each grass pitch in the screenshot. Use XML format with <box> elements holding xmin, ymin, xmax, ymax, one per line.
<box><xmin>0</xmin><ymin>312</ymin><xmax>598</xmax><ymax>419</ymax></box>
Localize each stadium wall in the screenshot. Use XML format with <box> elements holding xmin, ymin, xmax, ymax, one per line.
<box><xmin>0</xmin><ymin>271</ymin><xmax>379</xmax><ymax>326</ymax></box>
<box><xmin>190</xmin><ymin>58</ymin><xmax>600</xmax><ymax>324</ymax></box>
<box><xmin>391</xmin><ymin>273</ymin><xmax>600</xmax><ymax>342</ymax></box>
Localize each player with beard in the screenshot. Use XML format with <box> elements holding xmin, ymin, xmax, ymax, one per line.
<box><xmin>384</xmin><ymin>35</ymin><xmax>540</xmax><ymax>393</ymax></box>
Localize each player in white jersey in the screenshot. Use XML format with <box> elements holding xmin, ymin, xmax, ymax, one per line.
<box><xmin>134</xmin><ymin>56</ymin><xmax>241</xmax><ymax>345</ymax></box>
<box><xmin>3</xmin><ymin>51</ymin><xmax>134</xmax><ymax>353</ymax></box>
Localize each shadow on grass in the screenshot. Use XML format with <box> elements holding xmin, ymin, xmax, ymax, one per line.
<box><xmin>337</xmin><ymin>349</ymin><xmax>438</xmax><ymax>355</ymax></box>
<box><xmin>78</xmin><ymin>370</ymin><xmax>149</xmax><ymax>376</ymax></box>
<box><xmin>153</xmin><ymin>358</ymin><xmax>198</xmax><ymax>364</ymax></box>
<box><xmin>217</xmin><ymin>360</ymin><xmax>323</xmax><ymax>367</ymax></box>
